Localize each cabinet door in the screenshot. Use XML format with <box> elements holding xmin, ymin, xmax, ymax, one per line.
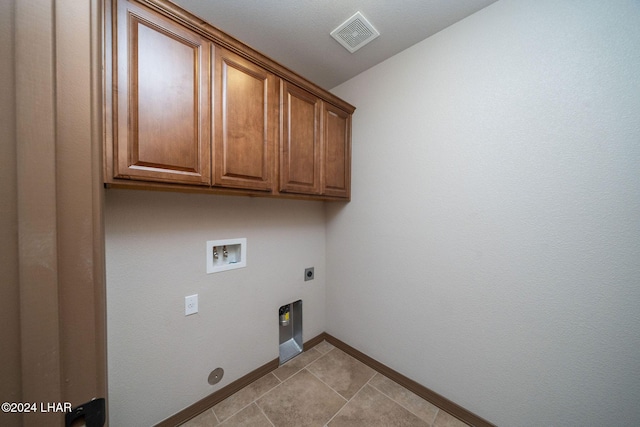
<box><xmin>214</xmin><ymin>48</ymin><xmax>277</xmax><ymax>191</ymax></box>
<box><xmin>114</xmin><ymin>0</ymin><xmax>211</xmax><ymax>185</ymax></box>
<box><xmin>322</xmin><ymin>103</ymin><xmax>351</xmax><ymax>199</ymax></box>
<box><xmin>280</xmin><ymin>82</ymin><xmax>321</xmax><ymax>195</ymax></box>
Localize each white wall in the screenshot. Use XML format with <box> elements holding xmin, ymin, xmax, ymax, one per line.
<box><xmin>328</xmin><ymin>1</ymin><xmax>640</xmax><ymax>426</ymax></box>
<box><xmin>105</xmin><ymin>190</ymin><xmax>326</xmax><ymax>425</ymax></box>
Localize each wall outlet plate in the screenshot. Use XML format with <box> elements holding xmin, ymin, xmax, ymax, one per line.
<box><xmin>185</xmin><ymin>294</ymin><xmax>198</xmax><ymax>316</ymax></box>
<box><xmin>304</xmin><ymin>267</ymin><xmax>314</xmax><ymax>281</ymax></box>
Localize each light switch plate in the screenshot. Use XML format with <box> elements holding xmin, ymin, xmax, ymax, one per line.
<box><xmin>185</xmin><ymin>294</ymin><xmax>198</xmax><ymax>316</ymax></box>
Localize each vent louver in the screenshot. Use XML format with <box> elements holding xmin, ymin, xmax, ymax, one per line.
<box><xmin>330</xmin><ymin>11</ymin><xmax>380</xmax><ymax>53</ymax></box>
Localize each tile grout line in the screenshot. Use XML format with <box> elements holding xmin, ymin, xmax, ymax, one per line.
<box><xmin>255</xmin><ymin>402</ymin><xmax>276</xmax><ymax>427</ymax></box>
<box><xmin>304</xmin><ymin>359</ymin><xmax>377</xmax><ymax>427</ymax></box>
<box><xmin>175</xmin><ymin>339</ymin><xmax>479</xmax><ymax>427</ymax></box>
<box><xmin>263</xmin><ymin>346</ymin><xmax>346</xmax><ymax>427</ymax></box>
<box><xmin>215</xmin><ymin>401</ymin><xmax>253</xmax><ymax>425</ymax></box>
<box><xmin>211</xmin><ymin>407</ymin><xmax>221</xmax><ymax>426</ymax></box>
<box><xmin>319</xmin><ymin>382</ymin><xmax>351</xmax><ymax>427</ymax></box>
<box><xmin>301</xmin><ymin>366</ymin><xmax>349</xmax><ymax>405</ymax></box>
<box><xmin>324</xmin><ymin>371</ymin><xmax>378</xmax><ymax>426</ymax></box>
<box><xmin>370</xmin><ymin>374</ymin><xmax>440</xmax><ymax>425</ymax></box>
<box><xmin>313</xmin><ymin>348</ymin><xmax>439</xmax><ymax>427</ymax></box>
<box><xmin>218</xmin><ymin>346</ymin><xmax>332</xmax><ymax>425</ymax></box>
<box><xmin>273</xmin><ymin>348</ymin><xmax>323</xmax><ymax>382</ymax></box>
<box><xmin>213</xmin><ymin>372</ymin><xmax>282</xmax><ymax>424</ymax></box>
<box><xmin>216</xmin><ymin>341</ymin><xmax>431</xmax><ymax>427</ymax></box>
<box><xmin>307</xmin><ymin>345</ymin><xmax>385</xmax><ymax>426</ymax></box>
<box><xmin>300</xmin><ymin>365</ymin><xmax>350</xmax><ymax>425</ymax></box>
<box><xmin>366</xmin><ymin>373</ymin><xmax>439</xmax><ymax>426</ymax></box>
<box><xmin>292</xmin><ymin>343</ymin><xmax>350</xmax><ymax>426</ymax></box>
<box><xmin>303</xmin><ymin>348</ymin><xmax>341</xmax><ymax>393</ymax></box>
<box><xmin>206</xmin><ymin>342</ymin><xmax>444</xmax><ymax>427</ymax></box>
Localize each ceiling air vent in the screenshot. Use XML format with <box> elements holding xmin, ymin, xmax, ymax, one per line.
<box><xmin>330</xmin><ymin>11</ymin><xmax>380</xmax><ymax>53</ymax></box>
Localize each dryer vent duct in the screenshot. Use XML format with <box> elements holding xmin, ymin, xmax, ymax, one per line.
<box><xmin>330</xmin><ymin>11</ymin><xmax>380</xmax><ymax>53</ymax></box>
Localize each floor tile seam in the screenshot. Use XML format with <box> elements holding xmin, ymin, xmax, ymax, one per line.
<box><xmin>254</xmin><ymin>402</ymin><xmax>276</xmax><ymax>427</ymax></box>
<box><xmin>273</xmin><ymin>366</ymin><xmax>302</xmax><ymax>382</ymax></box>
<box><xmin>189</xmin><ymin>407</ymin><xmax>220</xmax><ymax>426</ymax></box>
<box><xmin>216</xmin><ymin>403</ymin><xmax>272</xmax><ymax>427</ymax></box>
<box><xmin>303</xmin><ymin>346</ymin><xmax>374</xmax><ymax>392</ymax></box>
<box><xmin>351</xmin><ymin>373</ymin><xmax>377</xmax><ymax>400</ymax></box>
<box><xmin>346</xmin><ymin>380</ymin><xmax>436</xmax><ymax>427</ymax></box>
<box><xmin>211</xmin><ymin>407</ymin><xmax>222</xmax><ymax>426</ymax></box>
<box><xmin>304</xmin><ymin>349</ymin><xmax>377</xmax><ymax>401</ymax></box>
<box><xmin>305</xmin><ymin>347</ymin><xmax>326</xmax><ymax>366</ymax></box>
<box><xmin>252</xmin><ymin>372</ymin><xmax>303</xmax><ymax>411</ymax></box>
<box><xmin>215</xmin><ymin>400</ymin><xmax>256</xmax><ymax>425</ymax></box>
<box><xmin>306</xmin><ymin>367</ymin><xmax>375</xmax><ymax>426</ymax></box>
<box><xmin>323</xmin><ymin>346</ymin><xmax>379</xmax><ymax>376</ymax></box>
<box><xmin>431</xmin><ymin>408</ymin><xmax>443</xmax><ymax>426</ymax></box>
<box><xmin>314</xmin><ymin>341</ymin><xmax>335</xmax><ymax>355</ymax></box>
<box><xmin>322</xmin><ymin>403</ymin><xmax>345</xmax><ymax>427</ymax></box>
<box><xmin>306</xmin><ymin>346</ymin><xmax>325</xmax><ymax>358</ymax></box>
<box><xmin>302</xmin><ymin>367</ymin><xmax>350</xmax><ymax>405</ymax></box>
<box><xmin>321</xmin><ymin>378</ymin><xmax>378</xmax><ymax>427</ymax></box>
<box><xmin>366</xmin><ymin>378</ymin><xmax>438</xmax><ymax>426</ymax></box>
<box><xmin>303</xmin><ymin>346</ymin><xmax>334</xmax><ymax>372</ymax></box>
<box><xmin>213</xmin><ymin>373</ymin><xmax>282</xmax><ymax>423</ymax></box>
<box><xmin>259</xmin><ymin>368</ymin><xmax>349</xmax><ymax>427</ymax></box>
<box><xmin>320</xmin><ymin>394</ymin><xmax>350</xmax><ymax>427</ymax></box>
<box><xmin>274</xmin><ymin>348</ymin><xmax>324</xmax><ymax>382</ymax></box>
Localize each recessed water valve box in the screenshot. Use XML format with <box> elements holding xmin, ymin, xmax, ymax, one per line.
<box><xmin>206</xmin><ymin>238</ymin><xmax>246</xmax><ymax>274</ymax></box>
<box><xmin>279</xmin><ymin>300</ymin><xmax>302</xmax><ymax>365</ymax></box>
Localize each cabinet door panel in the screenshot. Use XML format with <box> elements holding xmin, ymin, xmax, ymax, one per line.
<box><xmin>115</xmin><ymin>0</ymin><xmax>211</xmax><ymax>185</ymax></box>
<box><xmin>280</xmin><ymin>82</ymin><xmax>321</xmax><ymax>194</ymax></box>
<box><xmin>323</xmin><ymin>104</ymin><xmax>351</xmax><ymax>198</ymax></box>
<box><xmin>214</xmin><ymin>48</ymin><xmax>276</xmax><ymax>191</ymax></box>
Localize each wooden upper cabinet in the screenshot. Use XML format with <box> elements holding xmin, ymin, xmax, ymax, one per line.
<box><xmin>214</xmin><ymin>48</ymin><xmax>277</xmax><ymax>191</ymax></box>
<box><xmin>280</xmin><ymin>81</ymin><xmax>322</xmax><ymax>195</ymax></box>
<box><xmin>280</xmin><ymin>82</ymin><xmax>352</xmax><ymax>199</ymax></box>
<box><xmin>113</xmin><ymin>0</ymin><xmax>211</xmax><ymax>185</ymax></box>
<box><xmin>322</xmin><ymin>103</ymin><xmax>351</xmax><ymax>199</ymax></box>
<box><xmin>106</xmin><ymin>0</ymin><xmax>354</xmax><ymax>200</ymax></box>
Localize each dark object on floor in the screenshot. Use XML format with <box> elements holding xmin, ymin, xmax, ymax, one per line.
<box><xmin>65</xmin><ymin>398</ymin><xmax>106</xmax><ymax>427</ymax></box>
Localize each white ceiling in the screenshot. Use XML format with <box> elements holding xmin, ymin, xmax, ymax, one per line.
<box><xmin>173</xmin><ymin>0</ymin><xmax>498</xmax><ymax>90</ymax></box>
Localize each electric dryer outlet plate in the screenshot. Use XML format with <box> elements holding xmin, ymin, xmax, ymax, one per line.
<box><xmin>305</xmin><ymin>267</ymin><xmax>314</xmax><ymax>281</ymax></box>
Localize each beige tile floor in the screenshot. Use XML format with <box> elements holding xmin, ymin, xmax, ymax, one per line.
<box><xmin>181</xmin><ymin>341</ymin><xmax>470</xmax><ymax>427</ymax></box>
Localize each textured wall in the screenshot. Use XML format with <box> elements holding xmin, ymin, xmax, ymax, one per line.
<box><xmin>105</xmin><ymin>190</ymin><xmax>326</xmax><ymax>425</ymax></box>
<box><xmin>327</xmin><ymin>1</ymin><xmax>640</xmax><ymax>425</ymax></box>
